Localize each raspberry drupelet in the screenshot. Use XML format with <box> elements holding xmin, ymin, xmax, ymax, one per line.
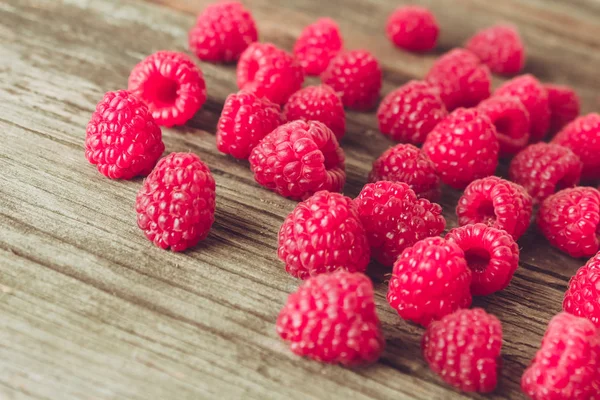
<box><xmin>465</xmin><ymin>24</ymin><xmax>525</xmax><ymax>75</ymax></box>
<box><xmin>293</xmin><ymin>18</ymin><xmax>343</xmax><ymax>76</ymax></box>
<box><xmin>128</xmin><ymin>51</ymin><xmax>206</xmax><ymax>127</ymax></box>
<box><xmin>564</xmin><ymin>252</ymin><xmax>600</xmax><ymax>327</ymax></box>
<box><xmin>476</xmin><ymin>95</ymin><xmax>530</xmax><ymax>156</ymax></box>
<box><xmin>552</xmin><ymin>113</ymin><xmax>600</xmax><ymax>181</ymax></box>
<box><xmin>385</xmin><ymin>6</ymin><xmax>439</xmax><ymax>52</ymax></box>
<box><xmin>545</xmin><ymin>83</ymin><xmax>581</xmax><ymax>134</ymax></box>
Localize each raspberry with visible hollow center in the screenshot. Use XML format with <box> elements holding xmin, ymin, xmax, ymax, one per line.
<box><xmin>293</xmin><ymin>18</ymin><xmax>343</xmax><ymax>76</ymax></box>
<box><xmin>465</xmin><ymin>24</ymin><xmax>525</xmax><ymax>75</ymax></box>
<box><xmin>564</xmin><ymin>252</ymin><xmax>600</xmax><ymax>327</ymax></box>
<box><xmin>385</xmin><ymin>6</ymin><xmax>439</xmax><ymax>52</ymax></box>
<box><xmin>552</xmin><ymin>113</ymin><xmax>600</xmax><ymax>181</ymax></box>
<box><xmin>477</xmin><ymin>95</ymin><xmax>530</xmax><ymax>156</ymax></box>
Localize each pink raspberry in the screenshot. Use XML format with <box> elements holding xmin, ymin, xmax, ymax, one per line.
<box><xmin>387</xmin><ymin>237</ymin><xmax>472</xmax><ymax>326</ymax></box>
<box><xmin>249</xmin><ymin>120</ymin><xmax>345</xmax><ymax>200</ymax></box>
<box><xmin>135</xmin><ymin>153</ymin><xmax>216</xmax><ymax>252</ymax></box>
<box><xmin>321</xmin><ymin>49</ymin><xmax>382</xmax><ymax>110</ymax></box>
<box><xmin>293</xmin><ymin>18</ymin><xmax>343</xmax><ymax>76</ymax></box>
<box><xmin>465</xmin><ymin>24</ymin><xmax>525</xmax><ymax>75</ymax></box>
<box><xmin>377</xmin><ymin>80</ymin><xmax>447</xmax><ymax>145</ymax></box>
<box><xmin>552</xmin><ymin>113</ymin><xmax>600</xmax><ymax>181</ymax></box>
<box><xmin>216</xmin><ymin>91</ymin><xmax>282</xmax><ymax>159</ymax></box>
<box><xmin>85</xmin><ymin>90</ymin><xmax>164</xmax><ymax>179</ymax></box>
<box><xmin>385</xmin><ymin>6</ymin><xmax>439</xmax><ymax>52</ymax></box>
<box><xmin>188</xmin><ymin>1</ymin><xmax>257</xmax><ymax>63</ymax></box>
<box><xmin>282</xmin><ymin>85</ymin><xmax>345</xmax><ymax>140</ymax></box>
<box><xmin>128</xmin><ymin>51</ymin><xmax>206</xmax><ymax>127</ymax></box>
<box><xmin>237</xmin><ymin>43</ymin><xmax>304</xmax><ymax>105</ymax></box>
<box><xmin>546</xmin><ymin>83</ymin><xmax>581</xmax><ymax>134</ymax></box>
<box><xmin>564</xmin><ymin>252</ymin><xmax>600</xmax><ymax>327</ymax></box>
<box><xmin>477</xmin><ymin>95</ymin><xmax>530</xmax><ymax>156</ymax></box>
<box><xmin>277</xmin><ymin>271</ymin><xmax>385</xmax><ymax>366</ymax></box>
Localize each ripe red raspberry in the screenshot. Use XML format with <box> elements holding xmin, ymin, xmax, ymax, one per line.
<box><xmin>321</xmin><ymin>50</ymin><xmax>382</xmax><ymax>111</ymax></box>
<box><xmin>477</xmin><ymin>95</ymin><xmax>530</xmax><ymax>156</ymax></box>
<box><xmin>249</xmin><ymin>120</ymin><xmax>345</xmax><ymax>200</ymax></box>
<box><xmin>237</xmin><ymin>43</ymin><xmax>304</xmax><ymax>105</ymax></box>
<box><xmin>495</xmin><ymin>74</ymin><xmax>550</xmax><ymax>142</ymax></box>
<box><xmin>465</xmin><ymin>24</ymin><xmax>525</xmax><ymax>76</ymax></box>
<box><xmin>521</xmin><ymin>312</ymin><xmax>600</xmax><ymax>400</ymax></box>
<box><xmin>128</xmin><ymin>51</ymin><xmax>206</xmax><ymax>127</ymax></box>
<box><xmin>425</xmin><ymin>48</ymin><xmax>491</xmax><ymax>111</ymax></box>
<box><xmin>447</xmin><ymin>224</ymin><xmax>519</xmax><ymax>296</ymax></box>
<box><xmin>282</xmin><ymin>85</ymin><xmax>345</xmax><ymax>140</ymax></box>
<box><xmin>188</xmin><ymin>1</ymin><xmax>257</xmax><ymax>63</ymax></box>
<box><xmin>135</xmin><ymin>153</ymin><xmax>216</xmax><ymax>252</ymax></box>
<box><xmin>377</xmin><ymin>80</ymin><xmax>447</xmax><ymax>145</ymax></box>
<box><xmin>387</xmin><ymin>237</ymin><xmax>472</xmax><ymax>326</ymax></box>
<box><xmin>509</xmin><ymin>143</ymin><xmax>582</xmax><ymax>204</ymax></box>
<box><xmin>216</xmin><ymin>91</ymin><xmax>282</xmax><ymax>159</ymax></box>
<box><xmin>538</xmin><ymin>187</ymin><xmax>600</xmax><ymax>258</ymax></box>
<box><xmin>293</xmin><ymin>18</ymin><xmax>343</xmax><ymax>76</ymax></box>
<box><xmin>564</xmin><ymin>252</ymin><xmax>600</xmax><ymax>327</ymax></box>
<box><xmin>85</xmin><ymin>90</ymin><xmax>164</xmax><ymax>179</ymax></box>
<box><xmin>422</xmin><ymin>308</ymin><xmax>503</xmax><ymax>392</ymax></box>
<box><xmin>546</xmin><ymin>83</ymin><xmax>580</xmax><ymax>133</ymax></box>
<box><xmin>385</xmin><ymin>6</ymin><xmax>439</xmax><ymax>52</ymax></box>
<box><xmin>355</xmin><ymin>181</ymin><xmax>445</xmax><ymax>267</ymax></box>
<box><xmin>276</xmin><ymin>271</ymin><xmax>385</xmax><ymax>366</ymax></box>
<box><xmin>456</xmin><ymin>176</ymin><xmax>533</xmax><ymax>240</ymax></box>
<box><xmin>278</xmin><ymin>191</ymin><xmax>370</xmax><ymax>279</ymax></box>
<box><xmin>368</xmin><ymin>144</ymin><xmax>441</xmax><ymax>201</ymax></box>
<box><xmin>552</xmin><ymin>114</ymin><xmax>600</xmax><ymax>181</ymax></box>
<box><xmin>422</xmin><ymin>108</ymin><xmax>499</xmax><ymax>189</ymax></box>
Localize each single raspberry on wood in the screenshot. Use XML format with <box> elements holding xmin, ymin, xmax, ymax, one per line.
<box><xmin>377</xmin><ymin>80</ymin><xmax>447</xmax><ymax>145</ymax></box>
<box><xmin>128</xmin><ymin>51</ymin><xmax>206</xmax><ymax>127</ymax></box>
<box><xmin>385</xmin><ymin>5</ymin><xmax>439</xmax><ymax>52</ymax></box>
<box><xmin>136</xmin><ymin>153</ymin><xmax>216</xmax><ymax>252</ymax></box>
<box><xmin>277</xmin><ymin>271</ymin><xmax>385</xmax><ymax>366</ymax></box>
<box><xmin>85</xmin><ymin>90</ymin><xmax>164</xmax><ymax>179</ymax></box>
<box><xmin>249</xmin><ymin>120</ymin><xmax>345</xmax><ymax>200</ymax></box>
<box><xmin>465</xmin><ymin>24</ymin><xmax>525</xmax><ymax>75</ymax></box>
<box><xmin>278</xmin><ymin>191</ymin><xmax>370</xmax><ymax>279</ymax></box>
<box><xmin>477</xmin><ymin>95</ymin><xmax>530</xmax><ymax>156</ymax></box>
<box><xmin>422</xmin><ymin>308</ymin><xmax>503</xmax><ymax>392</ymax></box>
<box><xmin>293</xmin><ymin>18</ymin><xmax>343</xmax><ymax>76</ymax></box>
<box><xmin>545</xmin><ymin>83</ymin><xmax>580</xmax><ymax>134</ymax></box>
<box><xmin>564</xmin><ymin>252</ymin><xmax>600</xmax><ymax>327</ymax></box>
<box><xmin>552</xmin><ymin>113</ymin><xmax>600</xmax><ymax>181</ymax></box>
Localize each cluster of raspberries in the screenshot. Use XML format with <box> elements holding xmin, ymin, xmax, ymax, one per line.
<box><xmin>83</xmin><ymin>1</ymin><xmax>600</xmax><ymax>398</ymax></box>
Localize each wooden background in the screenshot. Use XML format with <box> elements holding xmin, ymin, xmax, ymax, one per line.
<box><xmin>2</xmin><ymin>0</ymin><xmax>600</xmax><ymax>399</ymax></box>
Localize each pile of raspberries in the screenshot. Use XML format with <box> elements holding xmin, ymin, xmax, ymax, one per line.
<box><xmin>84</xmin><ymin>2</ymin><xmax>600</xmax><ymax>398</ymax></box>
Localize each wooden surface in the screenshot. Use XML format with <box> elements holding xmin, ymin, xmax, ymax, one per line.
<box><xmin>2</xmin><ymin>0</ymin><xmax>600</xmax><ymax>399</ymax></box>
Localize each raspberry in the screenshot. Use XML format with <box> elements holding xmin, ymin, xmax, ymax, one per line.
<box><xmin>509</xmin><ymin>143</ymin><xmax>582</xmax><ymax>204</ymax></box>
<box><xmin>521</xmin><ymin>312</ymin><xmax>600</xmax><ymax>400</ymax></box>
<box><xmin>495</xmin><ymin>74</ymin><xmax>550</xmax><ymax>142</ymax></box>
<box><xmin>135</xmin><ymin>153</ymin><xmax>216</xmax><ymax>252</ymax></box>
<box><xmin>85</xmin><ymin>90</ymin><xmax>164</xmax><ymax>179</ymax></box>
<box><xmin>422</xmin><ymin>108</ymin><xmax>499</xmax><ymax>189</ymax></box>
<box><xmin>321</xmin><ymin>49</ymin><xmax>382</xmax><ymax>111</ymax></box>
<box><xmin>377</xmin><ymin>80</ymin><xmax>447</xmax><ymax>145</ymax></box>
<box><xmin>387</xmin><ymin>237</ymin><xmax>472</xmax><ymax>326</ymax></box>
<box><xmin>552</xmin><ymin>114</ymin><xmax>600</xmax><ymax>181</ymax></box>
<box><xmin>276</xmin><ymin>271</ymin><xmax>385</xmax><ymax>366</ymax></box>
<box><xmin>188</xmin><ymin>1</ymin><xmax>257</xmax><ymax>63</ymax></box>
<box><xmin>249</xmin><ymin>120</ymin><xmax>345</xmax><ymax>200</ymax></box>
<box><xmin>546</xmin><ymin>83</ymin><xmax>581</xmax><ymax>133</ymax></box>
<box><xmin>216</xmin><ymin>91</ymin><xmax>282</xmax><ymax>159</ymax></box>
<box><xmin>425</xmin><ymin>48</ymin><xmax>491</xmax><ymax>111</ymax></box>
<box><xmin>237</xmin><ymin>43</ymin><xmax>304</xmax><ymax>105</ymax></box>
<box><xmin>355</xmin><ymin>181</ymin><xmax>445</xmax><ymax>267</ymax></box>
<box><xmin>368</xmin><ymin>144</ymin><xmax>441</xmax><ymax>201</ymax></box>
<box><xmin>282</xmin><ymin>85</ymin><xmax>345</xmax><ymax>140</ymax></box>
<box><xmin>564</xmin><ymin>252</ymin><xmax>600</xmax><ymax>327</ymax></box>
<box><xmin>537</xmin><ymin>187</ymin><xmax>600</xmax><ymax>258</ymax></box>
<box><xmin>278</xmin><ymin>191</ymin><xmax>370</xmax><ymax>279</ymax></box>
<box><xmin>385</xmin><ymin>6</ymin><xmax>439</xmax><ymax>52</ymax></box>
<box><xmin>447</xmin><ymin>224</ymin><xmax>519</xmax><ymax>296</ymax></box>
<box><xmin>128</xmin><ymin>51</ymin><xmax>206</xmax><ymax>127</ymax></box>
<box><xmin>456</xmin><ymin>176</ymin><xmax>533</xmax><ymax>240</ymax></box>
<box><xmin>465</xmin><ymin>24</ymin><xmax>525</xmax><ymax>75</ymax></box>
<box><xmin>293</xmin><ymin>18</ymin><xmax>343</xmax><ymax>76</ymax></box>
<box><xmin>477</xmin><ymin>95</ymin><xmax>530</xmax><ymax>156</ymax></box>
<box><xmin>422</xmin><ymin>308</ymin><xmax>503</xmax><ymax>392</ymax></box>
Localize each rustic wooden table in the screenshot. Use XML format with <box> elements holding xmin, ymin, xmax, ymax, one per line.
<box><xmin>2</xmin><ymin>0</ymin><xmax>600</xmax><ymax>399</ymax></box>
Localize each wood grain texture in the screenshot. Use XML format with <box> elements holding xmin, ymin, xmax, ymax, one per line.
<box><xmin>1</xmin><ymin>0</ymin><xmax>598</xmax><ymax>399</ymax></box>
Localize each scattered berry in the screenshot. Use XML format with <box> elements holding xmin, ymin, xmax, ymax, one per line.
<box><xmin>546</xmin><ymin>83</ymin><xmax>581</xmax><ymax>133</ymax></box>
<box><xmin>249</xmin><ymin>120</ymin><xmax>345</xmax><ymax>200</ymax></box>
<box><xmin>564</xmin><ymin>252</ymin><xmax>600</xmax><ymax>327</ymax></box>
<box><xmin>538</xmin><ymin>187</ymin><xmax>600</xmax><ymax>258</ymax></box>
<box><xmin>422</xmin><ymin>308</ymin><xmax>503</xmax><ymax>392</ymax></box>
<box><xmin>377</xmin><ymin>80</ymin><xmax>447</xmax><ymax>145</ymax></box>
<box><xmin>552</xmin><ymin>113</ymin><xmax>600</xmax><ymax>181</ymax></box>
<box><xmin>422</xmin><ymin>108</ymin><xmax>499</xmax><ymax>189</ymax></box>
<box><xmin>385</xmin><ymin>6</ymin><xmax>439</xmax><ymax>52</ymax></box>
<box><xmin>465</xmin><ymin>24</ymin><xmax>525</xmax><ymax>75</ymax></box>
<box><xmin>293</xmin><ymin>18</ymin><xmax>343</xmax><ymax>75</ymax></box>
<box><xmin>237</xmin><ymin>42</ymin><xmax>304</xmax><ymax>104</ymax></box>
<box><xmin>135</xmin><ymin>153</ymin><xmax>216</xmax><ymax>251</ymax></box>
<box><xmin>128</xmin><ymin>51</ymin><xmax>206</xmax><ymax>127</ymax></box>
<box><xmin>477</xmin><ymin>95</ymin><xmax>530</xmax><ymax>156</ymax></box>
<box><xmin>85</xmin><ymin>90</ymin><xmax>164</xmax><ymax>179</ymax></box>
<box><xmin>321</xmin><ymin>49</ymin><xmax>382</xmax><ymax>110</ymax></box>
<box><xmin>387</xmin><ymin>237</ymin><xmax>472</xmax><ymax>326</ymax></box>
<box><xmin>277</xmin><ymin>271</ymin><xmax>385</xmax><ymax>365</ymax></box>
